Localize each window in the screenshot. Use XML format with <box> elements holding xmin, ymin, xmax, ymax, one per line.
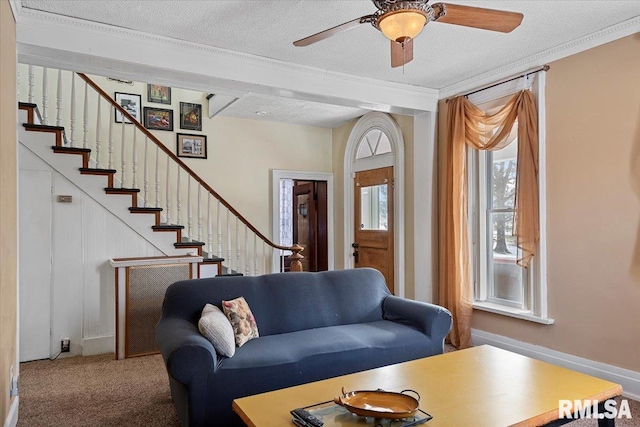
<box><xmin>468</xmin><ymin>74</ymin><xmax>552</xmax><ymax>324</ymax></box>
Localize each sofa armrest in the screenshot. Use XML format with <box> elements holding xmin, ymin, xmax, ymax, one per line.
<box><xmin>382</xmin><ymin>296</ymin><xmax>453</xmax><ymax>352</ymax></box>
<box><xmin>156</xmin><ymin>317</ymin><xmax>218</xmax><ymax>384</ymax></box>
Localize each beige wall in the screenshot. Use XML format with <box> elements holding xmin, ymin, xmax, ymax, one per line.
<box><xmin>460</xmin><ymin>34</ymin><xmax>640</xmax><ymax>372</ymax></box>
<box><xmin>0</xmin><ymin>0</ymin><xmax>17</xmax><ymax>422</ymax></box>
<box><xmin>332</xmin><ymin>114</ymin><xmax>417</xmax><ymax>298</ymax></box>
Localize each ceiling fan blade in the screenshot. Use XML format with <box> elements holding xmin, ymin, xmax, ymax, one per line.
<box><xmin>391</xmin><ymin>38</ymin><xmax>414</xmax><ymax>68</ymax></box>
<box><xmin>294</xmin><ymin>15</ymin><xmax>374</xmax><ymax>47</ymax></box>
<box><xmin>432</xmin><ymin>3</ymin><xmax>523</xmax><ymax>33</ymax></box>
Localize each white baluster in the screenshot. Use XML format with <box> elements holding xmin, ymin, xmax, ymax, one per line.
<box><xmin>227</xmin><ymin>209</ymin><xmax>231</xmax><ymax>270</ymax></box>
<box><xmin>56</xmin><ymin>69</ymin><xmax>62</xmax><ymax>128</ymax></box>
<box><xmin>95</xmin><ymin>96</ymin><xmax>102</xmax><ymax>168</ymax></box>
<box><xmin>120</xmin><ymin>119</ymin><xmax>126</xmax><ymax>187</ymax></box>
<box><xmin>132</xmin><ymin>130</ymin><xmax>138</xmax><ymax>189</ymax></box>
<box><xmin>263</xmin><ymin>241</ymin><xmax>268</xmax><ymax>274</ymax></box>
<box><xmin>176</xmin><ymin>167</ymin><xmax>182</xmax><ymax>226</ymax></box>
<box><xmin>155</xmin><ymin>145</ymin><xmax>161</xmax><ymax>208</ymax></box>
<box><xmin>207</xmin><ymin>193</ymin><xmax>213</xmax><ymax>255</ymax></box>
<box><xmin>165</xmin><ymin>156</ymin><xmax>171</xmax><ymax>224</ymax></box>
<box><xmin>82</xmin><ymin>80</ymin><xmax>88</xmax><ymax>149</ymax></box>
<box><xmin>108</xmin><ymin>107</ymin><xmax>114</xmax><ymax>170</ymax></box>
<box><xmin>198</xmin><ymin>184</ymin><xmax>203</xmax><ymax>243</ymax></box>
<box><xmin>236</xmin><ymin>217</ymin><xmax>241</xmax><ymax>273</ymax></box>
<box><xmin>42</xmin><ymin>67</ymin><xmax>49</xmax><ymax>125</ymax></box>
<box><xmin>245</xmin><ymin>225</ymin><xmax>249</xmax><ymax>276</ymax></box>
<box><xmin>187</xmin><ymin>176</ymin><xmax>192</xmax><ymax>239</ymax></box>
<box><xmin>70</xmin><ymin>73</ymin><xmax>76</xmax><ymax>147</ymax></box>
<box><xmin>28</xmin><ymin>65</ymin><xmax>34</xmax><ymax>104</ymax></box>
<box><xmin>254</xmin><ymin>234</ymin><xmax>258</xmax><ymax>276</ymax></box>
<box><xmin>143</xmin><ymin>136</ymin><xmax>149</xmax><ymax>207</ymax></box>
<box><xmin>217</xmin><ymin>200</ymin><xmax>222</xmax><ymax>258</ymax></box>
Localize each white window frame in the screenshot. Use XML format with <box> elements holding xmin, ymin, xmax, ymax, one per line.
<box><xmin>468</xmin><ymin>72</ymin><xmax>553</xmax><ymax>325</ymax></box>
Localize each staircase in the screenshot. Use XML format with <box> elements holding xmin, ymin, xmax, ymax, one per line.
<box><xmin>18</xmin><ymin>64</ymin><xmax>303</xmax><ymax>277</ymax></box>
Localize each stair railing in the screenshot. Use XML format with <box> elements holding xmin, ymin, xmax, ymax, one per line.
<box><xmin>18</xmin><ymin>64</ymin><xmax>303</xmax><ymax>274</ymax></box>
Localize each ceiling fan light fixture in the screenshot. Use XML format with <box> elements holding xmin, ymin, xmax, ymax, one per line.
<box><xmin>378</xmin><ymin>10</ymin><xmax>427</xmax><ymax>42</ymax></box>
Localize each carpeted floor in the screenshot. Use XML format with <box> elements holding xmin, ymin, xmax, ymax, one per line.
<box><xmin>18</xmin><ymin>350</ymin><xmax>638</xmax><ymax>426</ymax></box>
<box><xmin>18</xmin><ymin>354</ymin><xmax>180</xmax><ymax>427</ymax></box>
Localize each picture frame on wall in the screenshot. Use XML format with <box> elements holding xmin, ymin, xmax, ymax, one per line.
<box><xmin>143</xmin><ymin>107</ymin><xmax>173</xmax><ymax>131</ymax></box>
<box><xmin>176</xmin><ymin>133</ymin><xmax>207</xmax><ymax>159</ymax></box>
<box><xmin>115</xmin><ymin>92</ymin><xmax>141</xmax><ymax>124</ymax></box>
<box><xmin>180</xmin><ymin>102</ymin><xmax>202</xmax><ymax>131</ymax></box>
<box><xmin>147</xmin><ymin>84</ymin><xmax>171</xmax><ymax>105</ymax></box>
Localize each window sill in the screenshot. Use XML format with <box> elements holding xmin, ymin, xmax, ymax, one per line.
<box><xmin>473</xmin><ymin>301</ymin><xmax>554</xmax><ymax>325</ymax></box>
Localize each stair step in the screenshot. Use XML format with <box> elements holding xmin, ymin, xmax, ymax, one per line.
<box><xmin>216</xmin><ymin>273</ymin><xmax>244</xmax><ymax>277</ymax></box>
<box><xmin>52</xmin><ymin>146</ymin><xmax>91</xmax><ymax>154</ymax></box>
<box><xmin>19</xmin><ymin>102</ymin><xmax>42</xmax><ymax>124</ymax></box>
<box><xmin>201</xmin><ymin>256</ymin><xmax>224</xmax><ymax>263</ymax></box>
<box><xmin>152</xmin><ymin>225</ymin><xmax>184</xmax><ymax>230</ymax></box>
<box><xmin>24</xmin><ymin>123</ymin><xmax>65</xmax><ymax>132</ymax></box>
<box><xmin>52</xmin><ymin>146</ymin><xmax>91</xmax><ymax>168</ymax></box>
<box><xmin>174</xmin><ymin>241</ymin><xmax>205</xmax><ymax>247</ymax></box>
<box><xmin>23</xmin><ymin>122</ymin><xmax>67</xmax><ymax>146</ymax></box>
<box><xmin>105</xmin><ymin>187</ymin><xmax>140</xmax><ymax>194</ymax></box>
<box><xmin>129</xmin><ymin>207</ymin><xmax>162</xmax><ymax>213</ymax></box>
<box><xmin>79</xmin><ymin>167</ymin><xmax>117</xmax><ymax>175</ymax></box>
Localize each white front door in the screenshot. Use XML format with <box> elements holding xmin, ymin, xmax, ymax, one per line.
<box><xmin>19</xmin><ymin>169</ymin><xmax>52</xmax><ymax>362</ymax></box>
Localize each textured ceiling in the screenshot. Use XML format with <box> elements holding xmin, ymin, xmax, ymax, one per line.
<box><xmin>20</xmin><ymin>0</ymin><xmax>640</xmax><ymax>126</ymax></box>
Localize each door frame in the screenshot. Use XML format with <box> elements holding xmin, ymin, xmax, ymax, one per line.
<box><xmin>344</xmin><ymin>112</ymin><xmax>405</xmax><ymax>297</ymax></box>
<box><xmin>271</xmin><ymin>170</ymin><xmax>334</xmax><ymax>273</ymax></box>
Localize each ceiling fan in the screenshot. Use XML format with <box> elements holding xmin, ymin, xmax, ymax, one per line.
<box><xmin>293</xmin><ymin>1</ymin><xmax>524</xmax><ymax>68</ymax></box>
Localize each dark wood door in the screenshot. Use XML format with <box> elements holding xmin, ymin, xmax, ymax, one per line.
<box><xmin>292</xmin><ymin>181</ymin><xmax>328</xmax><ymax>272</ymax></box>
<box><xmin>354</xmin><ymin>167</ymin><xmax>394</xmax><ymax>293</ymax></box>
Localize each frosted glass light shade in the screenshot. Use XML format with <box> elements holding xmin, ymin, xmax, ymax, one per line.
<box><xmin>379</xmin><ymin>11</ymin><xmax>427</xmax><ymax>41</ymax></box>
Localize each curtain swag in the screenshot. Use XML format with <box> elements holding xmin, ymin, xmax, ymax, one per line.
<box><xmin>439</xmin><ymin>90</ymin><xmax>540</xmax><ymax>349</ymax></box>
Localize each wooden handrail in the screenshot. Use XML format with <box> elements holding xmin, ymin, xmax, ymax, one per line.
<box><xmin>76</xmin><ymin>72</ymin><xmax>296</xmax><ymax>253</ymax></box>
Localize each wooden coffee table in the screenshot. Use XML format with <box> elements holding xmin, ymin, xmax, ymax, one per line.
<box><xmin>233</xmin><ymin>345</ymin><xmax>623</xmax><ymax>427</ymax></box>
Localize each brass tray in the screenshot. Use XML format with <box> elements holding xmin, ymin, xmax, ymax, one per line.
<box><xmin>333</xmin><ymin>387</ymin><xmax>421</xmax><ymax>419</ymax></box>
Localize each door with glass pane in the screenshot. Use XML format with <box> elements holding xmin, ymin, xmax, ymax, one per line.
<box><xmin>353</xmin><ymin>166</ymin><xmax>394</xmax><ymax>293</ymax></box>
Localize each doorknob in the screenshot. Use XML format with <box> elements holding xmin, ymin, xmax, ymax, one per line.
<box><xmin>351</xmin><ymin>243</ymin><xmax>359</xmax><ymax>248</ymax></box>
<box><xmin>353</xmin><ymin>251</ymin><xmax>359</xmax><ymax>263</ymax></box>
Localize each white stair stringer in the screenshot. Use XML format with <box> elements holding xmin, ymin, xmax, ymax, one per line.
<box><xmin>18</xmin><ymin>120</ymin><xmax>190</xmax><ymax>257</ymax></box>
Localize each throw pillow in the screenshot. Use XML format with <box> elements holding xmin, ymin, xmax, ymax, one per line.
<box><xmin>198</xmin><ymin>303</ymin><xmax>236</xmax><ymax>358</ymax></box>
<box><xmin>221</xmin><ymin>296</ymin><xmax>259</xmax><ymax>347</ymax></box>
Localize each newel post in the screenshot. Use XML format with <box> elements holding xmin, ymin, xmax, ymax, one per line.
<box><xmin>288</xmin><ymin>244</ymin><xmax>304</xmax><ymax>272</ymax></box>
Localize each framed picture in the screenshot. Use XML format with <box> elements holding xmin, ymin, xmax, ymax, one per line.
<box><xmin>115</xmin><ymin>92</ymin><xmax>141</xmax><ymax>124</ymax></box>
<box><xmin>180</xmin><ymin>102</ymin><xmax>202</xmax><ymax>131</ymax></box>
<box><xmin>147</xmin><ymin>84</ymin><xmax>171</xmax><ymax>105</ymax></box>
<box><xmin>143</xmin><ymin>107</ymin><xmax>173</xmax><ymax>131</ymax></box>
<box><xmin>176</xmin><ymin>133</ymin><xmax>207</xmax><ymax>159</ymax></box>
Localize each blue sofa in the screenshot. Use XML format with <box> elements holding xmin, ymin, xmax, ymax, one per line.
<box><xmin>156</xmin><ymin>268</ymin><xmax>452</xmax><ymax>427</ymax></box>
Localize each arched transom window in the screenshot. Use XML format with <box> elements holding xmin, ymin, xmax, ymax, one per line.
<box><xmin>356</xmin><ymin>129</ymin><xmax>392</xmax><ymax>160</ymax></box>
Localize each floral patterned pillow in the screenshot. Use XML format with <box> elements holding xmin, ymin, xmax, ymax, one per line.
<box><xmin>221</xmin><ymin>296</ymin><xmax>259</xmax><ymax>347</ymax></box>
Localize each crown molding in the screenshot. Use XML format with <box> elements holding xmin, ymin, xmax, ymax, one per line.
<box><xmin>16</xmin><ymin>8</ymin><xmax>438</xmax><ymax>115</ymax></box>
<box><xmin>8</xmin><ymin>0</ymin><xmax>21</xmax><ymax>22</ymax></box>
<box><xmin>439</xmin><ymin>14</ymin><xmax>640</xmax><ymax>99</ymax></box>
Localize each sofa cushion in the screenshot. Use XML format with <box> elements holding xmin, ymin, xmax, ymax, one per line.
<box><xmin>218</xmin><ymin>320</ymin><xmax>432</xmax><ymax>373</ymax></box>
<box><xmin>198</xmin><ymin>304</ymin><xmax>235</xmax><ymax>357</ymax></box>
<box><xmin>162</xmin><ymin>269</ymin><xmax>391</xmax><ymax>337</ymax></box>
<box><xmin>222</xmin><ymin>296</ymin><xmax>259</xmax><ymax>347</ymax></box>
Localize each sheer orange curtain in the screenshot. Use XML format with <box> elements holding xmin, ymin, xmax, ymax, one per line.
<box><xmin>439</xmin><ymin>90</ymin><xmax>539</xmax><ymax>349</ymax></box>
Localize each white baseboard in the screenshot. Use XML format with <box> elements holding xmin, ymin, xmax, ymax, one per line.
<box><xmin>3</xmin><ymin>397</ymin><xmax>19</xmax><ymax>427</ymax></box>
<box><xmin>82</xmin><ymin>335</ymin><xmax>114</xmax><ymax>356</ymax></box>
<box><xmin>472</xmin><ymin>329</ymin><xmax>640</xmax><ymax>401</ymax></box>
